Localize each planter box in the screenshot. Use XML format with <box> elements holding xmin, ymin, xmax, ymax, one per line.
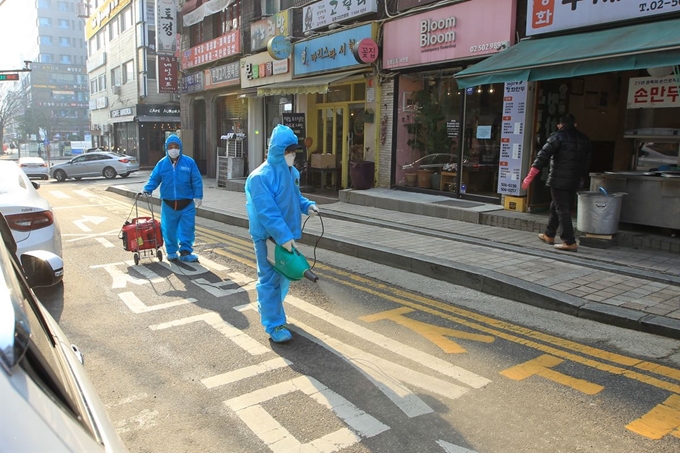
<box><xmin>311</xmin><ymin>153</ymin><xmax>336</xmax><ymax>168</ymax></box>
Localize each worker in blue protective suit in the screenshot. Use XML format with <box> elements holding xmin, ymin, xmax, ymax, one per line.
<box><xmin>245</xmin><ymin>125</ymin><xmax>320</xmax><ymax>343</ymax></box>
<box><xmin>142</xmin><ymin>135</ymin><xmax>203</xmax><ymax>262</ymax></box>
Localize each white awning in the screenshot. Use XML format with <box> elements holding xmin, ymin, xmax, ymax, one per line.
<box><xmin>256</xmin><ymin>70</ymin><xmax>365</xmax><ymax>97</ymax></box>
<box><xmin>183</xmin><ymin>0</ymin><xmax>234</xmax><ymax>27</ymax></box>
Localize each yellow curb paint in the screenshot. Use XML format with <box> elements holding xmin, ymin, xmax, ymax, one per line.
<box><xmin>360</xmin><ymin>307</ymin><xmax>494</xmax><ymax>354</ymax></box>
<box><xmin>500</xmin><ymin>354</ymin><xmax>604</xmax><ymax>395</ymax></box>
<box><xmin>626</xmin><ymin>394</ymin><xmax>680</xmax><ymax>440</ymax></box>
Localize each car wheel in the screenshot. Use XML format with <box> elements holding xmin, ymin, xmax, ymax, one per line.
<box><xmin>42</xmin><ymin>175</ymin><xmax>48</xmax><ymax>180</ymax></box>
<box><xmin>54</xmin><ymin>170</ymin><xmax>67</xmax><ymax>182</ymax></box>
<box><xmin>120</xmin><ymin>172</ymin><xmax>130</xmax><ymax>178</ymax></box>
<box><xmin>103</xmin><ymin>167</ymin><xmax>117</xmax><ymax>179</ymax></box>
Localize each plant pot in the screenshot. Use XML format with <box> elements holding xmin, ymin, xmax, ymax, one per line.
<box><xmin>417</xmin><ymin>169</ymin><xmax>433</xmax><ymax>188</ymax></box>
<box><xmin>349</xmin><ymin>161</ymin><xmax>375</xmax><ymax>190</ymax></box>
<box><xmin>405</xmin><ymin>172</ymin><xmax>417</xmax><ymax>187</ymax></box>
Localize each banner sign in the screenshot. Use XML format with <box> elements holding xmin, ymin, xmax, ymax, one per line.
<box><xmin>303</xmin><ymin>0</ymin><xmax>378</xmax><ymax>33</ymax></box>
<box><xmin>527</xmin><ymin>0</ymin><xmax>679</xmax><ymax>36</ymax></box>
<box><xmin>156</xmin><ymin>0</ymin><xmax>177</xmax><ymax>55</ymax></box>
<box><xmin>293</xmin><ymin>23</ymin><xmax>375</xmax><ymax>76</ymax></box>
<box><xmin>627</xmin><ymin>75</ymin><xmax>680</xmax><ymax>109</ymax></box>
<box><xmin>181</xmin><ymin>29</ymin><xmax>240</xmax><ymax>69</ymax></box>
<box><xmin>497</xmin><ymin>81</ymin><xmax>528</xmax><ymax>196</ymax></box>
<box><xmin>157</xmin><ymin>55</ymin><xmax>178</xmax><ymax>93</ymax></box>
<box><xmin>382</xmin><ymin>0</ymin><xmax>515</xmax><ymax>70</ymax></box>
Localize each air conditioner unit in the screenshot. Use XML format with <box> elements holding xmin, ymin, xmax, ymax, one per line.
<box><xmin>112</xmin><ymin>85</ymin><xmax>121</xmax><ymax>95</ymax></box>
<box><xmin>226</xmin><ymin>137</ymin><xmax>245</xmax><ymax>158</ymax></box>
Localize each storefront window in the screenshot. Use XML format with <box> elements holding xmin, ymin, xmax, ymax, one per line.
<box><xmin>396</xmin><ymin>74</ymin><xmax>462</xmax><ymax>192</ymax></box>
<box><xmin>460</xmin><ymin>84</ymin><xmax>503</xmax><ymax>198</ymax></box>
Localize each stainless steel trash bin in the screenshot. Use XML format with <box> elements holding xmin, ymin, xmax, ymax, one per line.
<box><xmin>576</xmin><ymin>192</ymin><xmax>626</xmax><ymax>235</ymax></box>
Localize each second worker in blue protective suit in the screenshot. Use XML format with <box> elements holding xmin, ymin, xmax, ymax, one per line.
<box><xmin>143</xmin><ymin>135</ymin><xmax>203</xmax><ymax>262</ymax></box>
<box><xmin>245</xmin><ymin>125</ymin><xmax>319</xmax><ymax>343</ymax></box>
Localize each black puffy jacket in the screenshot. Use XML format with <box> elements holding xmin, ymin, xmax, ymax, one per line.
<box><xmin>532</xmin><ymin>124</ymin><xmax>592</xmax><ymax>191</ymax></box>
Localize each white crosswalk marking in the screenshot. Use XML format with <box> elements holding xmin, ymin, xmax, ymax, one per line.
<box><xmin>49</xmin><ymin>190</ymin><xmax>70</xmax><ymax>199</ymax></box>
<box><xmin>202</xmin><ymin>358</ymin><xmax>292</xmax><ymax>389</ymax></box>
<box><xmin>437</xmin><ymin>440</ymin><xmax>478</xmax><ymax>453</ymax></box>
<box><xmin>118</xmin><ymin>292</ymin><xmax>197</xmax><ymax>313</ymax></box>
<box><xmin>95</xmin><ymin>237</ymin><xmax>115</xmax><ymax>248</ymax></box>
<box><xmin>225</xmin><ymin>375</ymin><xmax>389</xmax><ymax>453</ymax></box>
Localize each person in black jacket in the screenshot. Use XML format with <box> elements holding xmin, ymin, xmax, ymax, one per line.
<box><xmin>522</xmin><ymin>114</ymin><xmax>592</xmax><ymax>252</ymax></box>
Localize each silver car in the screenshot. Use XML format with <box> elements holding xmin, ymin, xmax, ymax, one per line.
<box><xmin>17</xmin><ymin>156</ymin><xmax>50</xmax><ymax>180</ymax></box>
<box><xmin>0</xmin><ymin>213</ymin><xmax>128</xmax><ymax>452</ymax></box>
<box><xmin>50</xmin><ymin>151</ymin><xmax>140</xmax><ymax>182</ymax></box>
<box><xmin>0</xmin><ymin>161</ymin><xmax>62</xmax><ymax>270</ymax></box>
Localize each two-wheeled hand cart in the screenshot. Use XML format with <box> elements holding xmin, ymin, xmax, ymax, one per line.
<box><xmin>119</xmin><ymin>193</ymin><xmax>164</xmax><ymax>265</ymax></box>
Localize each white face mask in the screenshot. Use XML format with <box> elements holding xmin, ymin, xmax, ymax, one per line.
<box><xmin>168</xmin><ymin>148</ymin><xmax>180</xmax><ymax>159</ymax></box>
<box><xmin>284</xmin><ymin>153</ymin><xmax>296</xmax><ymax>167</ymax></box>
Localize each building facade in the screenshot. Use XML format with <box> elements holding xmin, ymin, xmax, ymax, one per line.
<box><xmin>87</xmin><ymin>0</ymin><xmax>181</xmax><ymax>167</ymax></box>
<box><xmin>0</xmin><ymin>0</ymin><xmax>90</xmax><ymax>153</ymax></box>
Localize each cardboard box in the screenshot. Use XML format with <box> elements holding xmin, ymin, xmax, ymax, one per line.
<box><xmin>311</xmin><ymin>153</ymin><xmax>336</xmax><ymax>168</ymax></box>
<box><xmin>504</xmin><ymin>195</ymin><xmax>527</xmax><ymax>212</ymax></box>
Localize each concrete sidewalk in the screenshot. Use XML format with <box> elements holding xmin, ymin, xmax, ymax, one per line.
<box><xmin>108</xmin><ymin>179</ymin><xmax>680</xmax><ymax>339</ymax></box>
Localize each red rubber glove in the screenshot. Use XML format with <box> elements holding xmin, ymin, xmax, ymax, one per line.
<box><xmin>521</xmin><ymin>167</ymin><xmax>540</xmax><ymax>190</ymax></box>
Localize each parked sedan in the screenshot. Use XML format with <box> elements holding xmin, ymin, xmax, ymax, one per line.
<box><xmin>17</xmin><ymin>156</ymin><xmax>50</xmax><ymax>180</ymax></box>
<box><xmin>402</xmin><ymin>153</ymin><xmax>459</xmax><ymax>172</ymax></box>
<box><xmin>50</xmin><ymin>151</ymin><xmax>139</xmax><ymax>182</ymax></box>
<box><xmin>0</xmin><ymin>213</ymin><xmax>128</xmax><ymax>453</ymax></box>
<box><xmin>0</xmin><ymin>161</ymin><xmax>62</xmax><ymax>267</ymax></box>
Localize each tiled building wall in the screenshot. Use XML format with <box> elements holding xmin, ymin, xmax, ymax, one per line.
<box><xmin>377</xmin><ymin>78</ymin><xmax>394</xmax><ymax>188</ymax></box>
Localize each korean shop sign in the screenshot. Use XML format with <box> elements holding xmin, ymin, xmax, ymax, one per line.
<box><xmin>181</xmin><ymin>71</ymin><xmax>204</xmax><ymax>94</ymax></box>
<box><xmin>181</xmin><ymin>29</ymin><xmax>241</xmax><ymax>70</ymax></box>
<box><xmin>527</xmin><ymin>0</ymin><xmax>679</xmax><ymax>36</ymax></box>
<box><xmin>251</xmin><ymin>10</ymin><xmax>292</xmax><ymax>52</ymax></box>
<box><xmin>157</xmin><ymin>55</ymin><xmax>178</xmax><ymax>93</ymax></box>
<box><xmin>204</xmin><ymin>62</ymin><xmax>241</xmax><ymax>90</ymax></box>
<box><xmin>627</xmin><ymin>76</ymin><xmax>680</xmax><ymax>109</ymax></box>
<box><xmin>382</xmin><ymin>0</ymin><xmax>515</xmax><ymax>70</ymax></box>
<box><xmin>156</xmin><ymin>0</ymin><xmax>177</xmax><ymax>55</ymax></box>
<box><xmin>497</xmin><ymin>81</ymin><xmax>528</xmax><ymax>196</ymax></box>
<box><xmin>293</xmin><ymin>23</ymin><xmax>376</xmax><ymax>77</ymax></box>
<box><xmin>86</xmin><ymin>0</ymin><xmax>132</xmax><ymax>40</ymax></box>
<box><xmin>240</xmin><ymin>53</ymin><xmax>291</xmax><ymax>88</ymax></box>
<box><xmin>303</xmin><ymin>0</ymin><xmax>378</xmax><ymax>33</ymax></box>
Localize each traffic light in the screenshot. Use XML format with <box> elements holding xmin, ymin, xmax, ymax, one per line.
<box><xmin>0</xmin><ymin>74</ymin><xmax>20</xmax><ymax>81</ymax></box>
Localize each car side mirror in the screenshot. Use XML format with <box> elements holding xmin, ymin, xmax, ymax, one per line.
<box><xmin>20</xmin><ymin>250</ymin><xmax>64</xmax><ymax>288</ymax></box>
<box><xmin>32</xmin><ymin>181</ymin><xmax>40</xmax><ymax>190</ymax></box>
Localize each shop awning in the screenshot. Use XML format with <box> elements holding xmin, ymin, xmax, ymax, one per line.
<box><xmin>455</xmin><ymin>19</ymin><xmax>680</xmax><ymax>89</ymax></box>
<box><xmin>181</xmin><ymin>0</ymin><xmax>202</xmax><ymax>15</ymax></box>
<box><xmin>137</xmin><ymin>116</ymin><xmax>181</xmax><ymax>123</ymax></box>
<box><xmin>256</xmin><ymin>70</ymin><xmax>365</xmax><ymax>97</ymax></box>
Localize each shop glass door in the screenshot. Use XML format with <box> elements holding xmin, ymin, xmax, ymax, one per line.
<box><xmin>315</xmin><ymin>106</ymin><xmax>345</xmax><ymax>188</ymax></box>
<box><xmin>461</xmin><ymin>86</ymin><xmax>503</xmax><ymax>199</ymax></box>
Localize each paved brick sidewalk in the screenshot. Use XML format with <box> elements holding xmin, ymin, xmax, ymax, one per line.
<box><xmin>109</xmin><ymin>180</ymin><xmax>680</xmax><ymax>338</ymax></box>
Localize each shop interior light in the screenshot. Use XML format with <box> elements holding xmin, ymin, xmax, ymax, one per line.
<box><xmin>476</xmin><ymin>86</ymin><xmax>483</xmax><ymax>93</ymax></box>
<box><xmin>488</xmin><ymin>85</ymin><xmax>495</xmax><ymax>94</ymax></box>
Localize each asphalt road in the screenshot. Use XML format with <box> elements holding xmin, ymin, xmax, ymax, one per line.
<box><xmin>33</xmin><ymin>176</ymin><xmax>680</xmax><ymax>453</ymax></box>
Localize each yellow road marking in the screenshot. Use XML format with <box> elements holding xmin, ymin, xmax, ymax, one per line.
<box><xmin>626</xmin><ymin>394</ymin><xmax>680</xmax><ymax>439</ymax></box>
<box><xmin>193</xmin><ymin>229</ymin><xmax>680</xmax><ymax>394</ymax></box>
<box><xmin>360</xmin><ymin>307</ymin><xmax>494</xmax><ymax>353</ymax></box>
<box><xmin>500</xmin><ymin>355</ymin><xmax>604</xmax><ymax>395</ymax></box>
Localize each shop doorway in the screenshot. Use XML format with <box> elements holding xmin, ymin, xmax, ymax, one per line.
<box><xmin>312</xmin><ymin>80</ymin><xmax>366</xmax><ymax>190</ymax></box>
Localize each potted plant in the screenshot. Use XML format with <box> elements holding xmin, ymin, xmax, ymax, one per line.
<box><xmin>349</xmin><ymin>145</ymin><xmax>374</xmax><ymax>190</ymax></box>
<box><xmin>406</xmin><ymin>90</ymin><xmax>452</xmax><ymax>188</ymax></box>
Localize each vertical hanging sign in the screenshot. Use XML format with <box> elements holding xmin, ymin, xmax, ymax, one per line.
<box><xmin>157</xmin><ymin>55</ymin><xmax>178</xmax><ymax>93</ymax></box>
<box><xmin>497</xmin><ymin>81</ymin><xmax>528</xmax><ymax>196</ymax></box>
<box><xmin>156</xmin><ymin>0</ymin><xmax>177</xmax><ymax>55</ymax></box>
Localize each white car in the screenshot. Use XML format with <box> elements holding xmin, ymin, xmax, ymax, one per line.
<box><xmin>50</xmin><ymin>151</ymin><xmax>140</xmax><ymax>182</ymax></box>
<box><xmin>17</xmin><ymin>156</ymin><xmax>50</xmax><ymax>180</ymax></box>
<box><xmin>0</xmin><ymin>213</ymin><xmax>128</xmax><ymax>452</ymax></box>
<box><xmin>0</xmin><ymin>161</ymin><xmax>62</xmax><ymax>267</ymax></box>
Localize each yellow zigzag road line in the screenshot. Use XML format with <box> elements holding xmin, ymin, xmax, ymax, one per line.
<box><xmin>195</xmin><ymin>226</ymin><xmax>680</xmax><ymax>391</ymax></box>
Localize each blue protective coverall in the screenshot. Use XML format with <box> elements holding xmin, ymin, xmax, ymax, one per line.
<box><xmin>143</xmin><ymin>135</ymin><xmax>203</xmax><ymax>260</ymax></box>
<box><xmin>245</xmin><ymin>125</ymin><xmax>315</xmax><ymax>334</ymax></box>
